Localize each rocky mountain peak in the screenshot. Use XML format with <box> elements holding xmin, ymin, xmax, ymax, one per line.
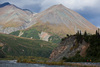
<box><xmin>53</xmin><ymin>4</ymin><xmax>64</xmax><ymax>7</ymax></box>
<box><xmin>45</xmin><ymin>4</ymin><xmax>67</xmax><ymax>12</ymax></box>
<box><xmin>0</xmin><ymin>2</ymin><xmax>11</xmax><ymax>8</ymax></box>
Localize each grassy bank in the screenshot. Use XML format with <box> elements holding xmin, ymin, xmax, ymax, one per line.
<box><xmin>17</xmin><ymin>59</ymin><xmax>97</xmax><ymax>67</ymax></box>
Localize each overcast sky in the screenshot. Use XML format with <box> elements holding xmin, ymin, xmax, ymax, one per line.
<box><xmin>0</xmin><ymin>0</ymin><xmax>100</xmax><ymax>28</ymax></box>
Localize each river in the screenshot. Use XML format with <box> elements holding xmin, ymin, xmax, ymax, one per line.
<box><xmin>0</xmin><ymin>60</ymin><xmax>71</xmax><ymax>67</ymax></box>
<box><xmin>0</xmin><ymin>60</ymin><xmax>100</xmax><ymax>67</ymax></box>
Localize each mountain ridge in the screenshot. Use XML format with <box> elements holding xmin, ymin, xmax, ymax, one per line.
<box><xmin>0</xmin><ymin>2</ymin><xmax>36</xmax><ymax>34</ymax></box>
<box><xmin>0</xmin><ymin>2</ymin><xmax>33</xmax><ymax>13</ymax></box>
<box><xmin>0</xmin><ymin>2</ymin><xmax>11</xmax><ymax>8</ymax></box>
<box><xmin>0</xmin><ymin>2</ymin><xmax>98</xmax><ymax>42</ymax></box>
<box><xmin>33</xmin><ymin>4</ymin><xmax>97</xmax><ymax>35</ymax></box>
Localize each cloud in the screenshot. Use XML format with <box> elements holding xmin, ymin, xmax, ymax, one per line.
<box><xmin>40</xmin><ymin>0</ymin><xmax>59</xmax><ymax>11</ymax></box>
<box><xmin>97</xmin><ymin>26</ymin><xmax>100</xmax><ymax>28</ymax></box>
<box><xmin>40</xmin><ymin>0</ymin><xmax>100</xmax><ymax>11</ymax></box>
<box><xmin>59</xmin><ymin>0</ymin><xmax>98</xmax><ymax>10</ymax></box>
<box><xmin>0</xmin><ymin>0</ymin><xmax>100</xmax><ymax>12</ymax></box>
<box><xmin>22</xmin><ymin>3</ymin><xmax>42</xmax><ymax>12</ymax></box>
<box><xmin>0</xmin><ymin>0</ymin><xmax>43</xmax><ymax>11</ymax></box>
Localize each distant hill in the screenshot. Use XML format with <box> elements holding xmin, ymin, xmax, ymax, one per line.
<box><xmin>0</xmin><ymin>33</ymin><xmax>57</xmax><ymax>58</ymax></box>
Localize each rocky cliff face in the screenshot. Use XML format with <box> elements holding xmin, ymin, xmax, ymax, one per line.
<box><xmin>0</xmin><ymin>2</ymin><xmax>36</xmax><ymax>34</ymax></box>
<box><xmin>49</xmin><ymin>36</ymin><xmax>89</xmax><ymax>62</ymax></box>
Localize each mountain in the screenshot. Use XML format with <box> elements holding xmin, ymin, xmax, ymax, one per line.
<box><xmin>33</xmin><ymin>4</ymin><xmax>97</xmax><ymax>36</ymax></box>
<box><xmin>11</xmin><ymin>4</ymin><xmax>97</xmax><ymax>42</ymax></box>
<box><xmin>0</xmin><ymin>33</ymin><xmax>57</xmax><ymax>58</ymax></box>
<box><xmin>0</xmin><ymin>3</ymin><xmax>97</xmax><ymax>42</ymax></box>
<box><xmin>0</xmin><ymin>2</ymin><xmax>36</xmax><ymax>34</ymax></box>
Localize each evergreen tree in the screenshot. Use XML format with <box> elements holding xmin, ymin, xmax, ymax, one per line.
<box><xmin>79</xmin><ymin>30</ymin><xmax>83</xmax><ymax>43</ymax></box>
<box><xmin>84</xmin><ymin>31</ymin><xmax>87</xmax><ymax>37</ymax></box>
<box><xmin>66</xmin><ymin>34</ymin><xmax>69</xmax><ymax>37</ymax></box>
<box><xmin>76</xmin><ymin>30</ymin><xmax>79</xmax><ymax>36</ymax></box>
<box><xmin>79</xmin><ymin>30</ymin><xmax>82</xmax><ymax>36</ymax></box>
<box><xmin>96</xmin><ymin>30</ymin><xmax>98</xmax><ymax>36</ymax></box>
<box><xmin>96</xmin><ymin>30</ymin><xmax>99</xmax><ymax>38</ymax></box>
<box><xmin>98</xmin><ymin>28</ymin><xmax>100</xmax><ymax>37</ymax></box>
<box><xmin>76</xmin><ymin>30</ymin><xmax>80</xmax><ymax>43</ymax></box>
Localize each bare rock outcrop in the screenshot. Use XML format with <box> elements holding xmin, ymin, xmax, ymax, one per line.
<box><xmin>49</xmin><ymin>36</ymin><xmax>89</xmax><ymax>62</ymax></box>
<box><xmin>39</xmin><ymin>31</ymin><xmax>51</xmax><ymax>41</ymax></box>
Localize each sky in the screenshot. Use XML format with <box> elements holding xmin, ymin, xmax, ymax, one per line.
<box><xmin>0</xmin><ymin>0</ymin><xmax>100</xmax><ymax>28</ymax></box>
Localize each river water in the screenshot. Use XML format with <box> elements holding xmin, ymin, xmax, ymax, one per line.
<box><xmin>0</xmin><ymin>60</ymin><xmax>100</xmax><ymax>67</ymax></box>
<box><xmin>0</xmin><ymin>60</ymin><xmax>72</xmax><ymax>67</ymax></box>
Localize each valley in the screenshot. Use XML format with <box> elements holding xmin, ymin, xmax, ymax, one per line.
<box><xmin>0</xmin><ymin>2</ymin><xmax>100</xmax><ymax>67</ymax></box>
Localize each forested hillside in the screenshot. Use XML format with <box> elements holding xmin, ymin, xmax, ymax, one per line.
<box><xmin>50</xmin><ymin>29</ymin><xmax>100</xmax><ymax>62</ymax></box>
<box><xmin>0</xmin><ymin>33</ymin><xmax>57</xmax><ymax>58</ymax></box>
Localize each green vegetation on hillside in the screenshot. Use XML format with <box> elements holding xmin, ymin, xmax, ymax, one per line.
<box><xmin>21</xmin><ymin>28</ymin><xmax>40</xmax><ymax>39</ymax></box>
<box><xmin>0</xmin><ymin>33</ymin><xmax>57</xmax><ymax>58</ymax></box>
<box><xmin>62</xmin><ymin>30</ymin><xmax>100</xmax><ymax>62</ymax></box>
<box><xmin>76</xmin><ymin>30</ymin><xmax>100</xmax><ymax>61</ymax></box>
<box><xmin>49</xmin><ymin>35</ymin><xmax>61</xmax><ymax>44</ymax></box>
<box><xmin>10</xmin><ymin>28</ymin><xmax>40</xmax><ymax>39</ymax></box>
<box><xmin>0</xmin><ymin>50</ymin><xmax>6</xmax><ymax>58</ymax></box>
<box><xmin>10</xmin><ymin>31</ymin><xmax>20</xmax><ymax>36</ymax></box>
<box><xmin>10</xmin><ymin>28</ymin><xmax>61</xmax><ymax>44</ymax></box>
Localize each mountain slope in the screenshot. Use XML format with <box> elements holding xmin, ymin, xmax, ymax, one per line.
<box><xmin>0</xmin><ymin>2</ymin><xmax>35</xmax><ymax>34</ymax></box>
<box><xmin>0</xmin><ymin>3</ymin><xmax>97</xmax><ymax>35</ymax></box>
<box><xmin>10</xmin><ymin>4</ymin><xmax>97</xmax><ymax>43</ymax></box>
<box><xmin>33</xmin><ymin>4</ymin><xmax>97</xmax><ymax>35</ymax></box>
<box><xmin>0</xmin><ymin>3</ymin><xmax>97</xmax><ymax>43</ymax></box>
<box><xmin>0</xmin><ymin>33</ymin><xmax>57</xmax><ymax>58</ymax></box>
